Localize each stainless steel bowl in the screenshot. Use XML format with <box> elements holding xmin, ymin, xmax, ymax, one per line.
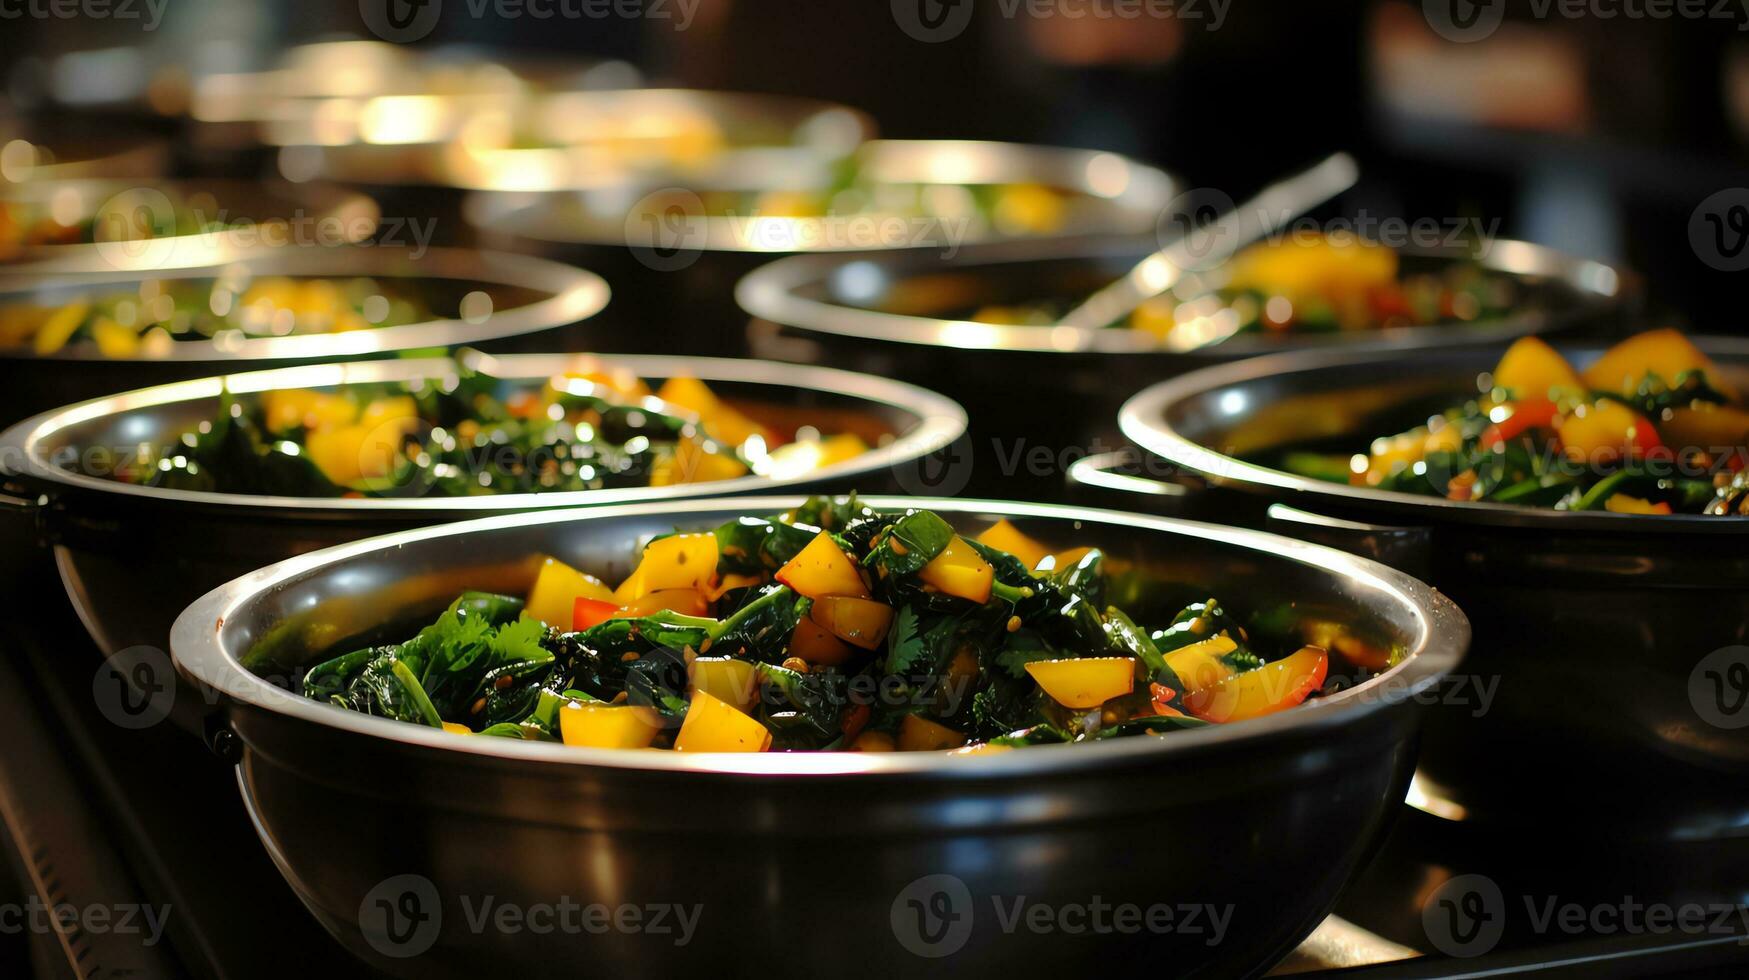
<box><xmin>0</xmin><ymin>244</ymin><xmax>609</xmax><ymax>421</ymax></box>
<box><xmin>190</xmin><ymin>41</ymin><xmax>641</xmax><ymax>155</ymax></box>
<box><xmin>465</xmin><ymin>139</ymin><xmax>1173</xmax><ymax>246</ymax></box>
<box><xmin>0</xmin><ymin>355</ymin><xmax>965</xmax><ymax>670</ymax></box>
<box><xmin>0</xmin><ymin>179</ymin><xmax>380</xmax><ymax>266</ymax></box>
<box><xmin>286</xmin><ymin>89</ymin><xmax>871</xmax><ymax>190</ymax></box>
<box><xmin>1118</xmin><ymin>339</ymin><xmax>1749</xmax><ymax>838</ymax></box>
<box><xmin>468</xmin><ymin>141</ymin><xmax>1174</xmax><ymax>357</ymax></box>
<box><xmin>738</xmin><ymin>235</ymin><xmax>1630</xmax><ymax>498</ymax></box>
<box><xmin>170</xmin><ymin>495</ymin><xmax>1466</xmax><ymax>979</ymax></box>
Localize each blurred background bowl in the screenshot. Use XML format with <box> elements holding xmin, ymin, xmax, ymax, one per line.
<box><xmin>740</xmin><ymin>235</ymin><xmax>1630</xmax><ymax>499</ymax></box>
<box><xmin>1118</xmin><ymin>337</ymin><xmax>1749</xmax><ymax>839</ymax></box>
<box><xmin>469</xmin><ymin>139</ymin><xmax>1176</xmax><ymax>355</ymax></box>
<box><xmin>0</xmin><ymin>353</ymin><xmax>965</xmax><ymax>674</ymax></box>
<box><xmin>0</xmin><ymin>243</ymin><xmax>608</xmax><ymax>422</ymax></box>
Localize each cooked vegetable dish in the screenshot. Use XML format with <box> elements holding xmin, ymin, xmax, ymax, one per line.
<box><xmin>120</xmin><ymin>360</ymin><xmax>872</xmax><ymax>497</ymax></box>
<box><xmin>972</xmin><ymin>234</ymin><xmax>1514</xmax><ymax>345</ymax></box>
<box><xmin>0</xmin><ymin>275</ymin><xmax>431</xmax><ymax>357</ymax></box>
<box><xmin>295</xmin><ymin>496</ymin><xmax>1362</xmax><ymax>753</ymax></box>
<box><xmin>1279</xmin><ymin>329</ymin><xmax>1749</xmax><ymax>514</ymax></box>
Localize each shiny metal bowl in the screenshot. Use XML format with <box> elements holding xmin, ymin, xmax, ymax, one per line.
<box><xmin>190</xmin><ymin>41</ymin><xmax>641</xmax><ymax>154</ymax></box>
<box><xmin>286</xmin><ymin>89</ymin><xmax>870</xmax><ymax>190</ymax></box>
<box><xmin>0</xmin><ymin>354</ymin><xmax>965</xmax><ymax>668</ymax></box>
<box><xmin>738</xmin><ymin>235</ymin><xmax>1627</xmax><ymax>497</ymax></box>
<box><xmin>1118</xmin><ymin>339</ymin><xmax>1749</xmax><ymax>838</ymax></box>
<box><xmin>466</xmin><ymin>139</ymin><xmax>1172</xmax><ymax>249</ymax></box>
<box><xmin>0</xmin><ymin>244</ymin><xmax>608</xmax><ymax>421</ymax></box>
<box><xmin>468</xmin><ymin>141</ymin><xmax>1174</xmax><ymax>357</ymax></box>
<box><xmin>0</xmin><ymin>179</ymin><xmax>380</xmax><ymax>266</ymax></box>
<box><xmin>170</xmin><ymin>495</ymin><xmax>1465</xmax><ymax>979</ymax></box>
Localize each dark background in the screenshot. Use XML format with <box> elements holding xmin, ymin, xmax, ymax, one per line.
<box><xmin>8</xmin><ymin>0</ymin><xmax>1749</xmax><ymax>328</ymax></box>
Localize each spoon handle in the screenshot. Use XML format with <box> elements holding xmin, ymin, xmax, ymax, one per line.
<box><xmin>1058</xmin><ymin>152</ymin><xmax>1360</xmax><ymax>335</ymax></box>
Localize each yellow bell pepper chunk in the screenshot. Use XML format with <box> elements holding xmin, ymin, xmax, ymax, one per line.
<box><xmin>262</xmin><ymin>389</ymin><xmax>358</xmax><ymax>434</ymax></box>
<box><xmin>1660</xmin><ymin>404</ymin><xmax>1749</xmax><ymax>453</ymax></box>
<box><xmin>1604</xmin><ymin>494</ymin><xmax>1672</xmax><ymax>515</ymax></box>
<box><xmin>1163</xmin><ymin>635</ymin><xmax>1238</xmax><ymax>693</ymax></box>
<box><xmin>949</xmin><ymin>742</ymin><xmax>1013</xmax><ymax>756</ymax></box>
<box><xmin>809</xmin><ymin>596</ymin><xmax>895</xmax><ymax>651</ymax></box>
<box><xmin>656</xmin><ymin>375</ymin><xmax>769</xmax><ymax>447</ymax></box>
<box><xmin>976</xmin><ymin>519</ymin><xmax>1052</xmax><ymax>571</ymax></box>
<box><xmin>617</xmin><ymin>589</ymin><xmax>709</xmax><ymax>619</ymax></box>
<box><xmin>1492</xmin><ymin>336</ymin><xmax>1585</xmax><ymax>400</ymax></box>
<box><xmin>304</xmin><ymin>423</ymin><xmax>403</xmax><ymax>485</ymax></box>
<box><xmin>441</xmin><ymin>722</ymin><xmax>472</xmax><ymax>737</ymax></box>
<box><xmin>0</xmin><ymin>303</ymin><xmax>53</xmax><ymax>347</ymax></box>
<box><xmin>525</xmin><ymin>556</ymin><xmax>615</xmax><ymax>628</ymax></box>
<box><xmin>32</xmin><ymin>300</ymin><xmax>91</xmax><ymax>355</ymax></box>
<box><xmin>1582</xmin><ymin>328</ymin><xmax>1736</xmax><ymax>401</ymax></box>
<box><xmin>775</xmin><ymin>533</ymin><xmax>870</xmax><ymax>600</ymax></box>
<box><xmin>674</xmin><ymin>690</ymin><xmax>772</xmax><ymax>752</ymax></box>
<box><xmin>898</xmin><ymin>714</ymin><xmax>968</xmax><ymax>751</ymax></box>
<box><xmin>560</xmin><ymin>701</ymin><xmax>661</xmax><ymax>749</ymax></box>
<box><xmin>359</xmin><ymin>395</ymin><xmax>418</xmax><ymax>432</ymax></box>
<box><xmin>848</xmin><ymin>731</ymin><xmax>896</xmax><ymax>752</ymax></box>
<box><xmin>1559</xmin><ymin>400</ymin><xmax>1655</xmax><ymax>467</ymax></box>
<box><xmin>689</xmin><ymin>657</ymin><xmax>760</xmax><ymax>714</ymax></box>
<box><xmin>1184</xmin><ymin>646</ymin><xmax>1328</xmax><ymax>723</ymax></box>
<box><xmin>992</xmin><ymin>183</ymin><xmax>1065</xmax><ymax>235</ymax></box>
<box><xmin>628</xmin><ymin>533</ymin><xmax>720</xmax><ymax>594</ymax></box>
<box><xmin>790</xmin><ymin>618</ymin><xmax>856</xmax><ymax>666</ymax></box>
<box><xmin>1024</xmin><ymin>657</ymin><xmax>1136</xmax><ymax>709</ymax></box>
<box><xmin>91</xmin><ymin>317</ymin><xmax>141</xmax><ymax>358</ymax></box>
<box><xmin>918</xmin><ymin>535</ymin><xmax>994</xmax><ymax>604</ymax></box>
<box><xmin>650</xmin><ymin>437</ymin><xmax>750</xmax><ymax>486</ymax></box>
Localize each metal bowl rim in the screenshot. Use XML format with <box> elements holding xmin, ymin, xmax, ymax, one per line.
<box><xmin>463</xmin><ymin>139</ymin><xmax>1178</xmax><ymax>250</ymax></box>
<box><xmin>0</xmin><ymin>178</ymin><xmax>381</xmax><ymax>268</ymax></box>
<box><xmin>0</xmin><ymin>244</ymin><xmax>609</xmax><ymax>363</ymax></box>
<box><xmin>170</xmin><ymin>493</ymin><xmax>1468</xmax><ymax>778</ymax></box>
<box><xmin>1118</xmin><ymin>335</ymin><xmax>1749</xmax><ymax>532</ymax></box>
<box><xmin>0</xmin><ymin>353</ymin><xmax>969</xmax><ymax>513</ymax></box>
<box><xmin>734</xmin><ymin>235</ymin><xmax>1626</xmax><ymax>355</ymax></box>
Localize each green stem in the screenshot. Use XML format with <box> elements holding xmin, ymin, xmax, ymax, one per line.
<box><xmin>390</xmin><ymin>659</ymin><xmax>445</xmax><ymax>729</ymax></box>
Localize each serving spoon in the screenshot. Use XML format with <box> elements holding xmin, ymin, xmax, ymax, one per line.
<box><xmin>1058</xmin><ymin>152</ymin><xmax>1361</xmax><ymax>342</ymax></box>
